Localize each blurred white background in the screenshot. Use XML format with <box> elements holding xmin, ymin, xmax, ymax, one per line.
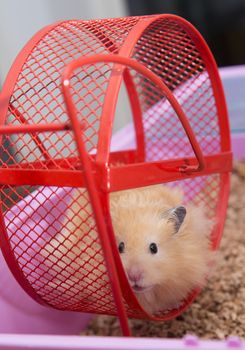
<box><xmin>0</xmin><ymin>0</ymin><xmax>127</xmax><ymax>82</ymax></box>
<box><xmin>0</xmin><ymin>0</ymin><xmax>132</xmax><ymax>133</ymax></box>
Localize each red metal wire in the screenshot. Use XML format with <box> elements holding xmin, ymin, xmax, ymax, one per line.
<box><xmin>0</xmin><ymin>121</ymin><xmax>82</xmax><ymax>134</ymax></box>
<box><xmin>62</xmin><ymin>61</ymin><xmax>131</xmax><ymax>336</ymax></box>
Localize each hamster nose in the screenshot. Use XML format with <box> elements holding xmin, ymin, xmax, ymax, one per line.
<box><xmin>127</xmin><ymin>269</ymin><xmax>143</xmax><ymax>284</ymax></box>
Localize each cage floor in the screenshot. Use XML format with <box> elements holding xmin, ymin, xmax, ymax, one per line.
<box><xmin>82</xmin><ymin>163</ymin><xmax>245</xmax><ymax>339</ymax></box>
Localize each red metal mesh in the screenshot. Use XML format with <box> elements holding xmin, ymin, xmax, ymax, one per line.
<box><xmin>124</xmin><ymin>17</ymin><xmax>223</xmax><ymax>252</ymax></box>
<box><xmin>131</xmin><ymin>18</ymin><xmax>220</xmax><ymax>162</ymax></box>
<box><xmin>0</xmin><ymin>15</ymin><xmax>230</xmax><ymax>322</ymax></box>
<box><xmin>1</xmin><ymin>18</ymin><xmax>140</xmax><ymax>169</ymax></box>
<box><xmin>0</xmin><ymin>17</ymin><xmax>141</xmax><ymax>315</ymax></box>
<box><xmin>108</xmin><ymin>67</ymin><xmax>223</xmax><ymax>318</ymax></box>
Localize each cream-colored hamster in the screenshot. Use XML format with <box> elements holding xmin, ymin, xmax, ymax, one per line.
<box><xmin>110</xmin><ymin>185</ymin><xmax>213</xmax><ymax>314</ymax></box>
<box><xmin>42</xmin><ymin>184</ymin><xmax>213</xmax><ymax>314</ymax></box>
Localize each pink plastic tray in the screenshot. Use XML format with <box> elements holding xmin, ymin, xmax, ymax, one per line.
<box><xmin>0</xmin><ymin>334</ymin><xmax>244</xmax><ymax>350</ymax></box>
<box><xmin>0</xmin><ymin>66</ymin><xmax>244</xmax><ymax>347</ymax></box>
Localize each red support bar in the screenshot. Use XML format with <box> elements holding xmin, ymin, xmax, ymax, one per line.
<box><xmin>108</xmin><ymin>151</ymin><xmax>232</xmax><ymax>192</ymax></box>
<box><xmin>0</xmin><ymin>121</ymin><xmax>85</xmax><ymax>134</ymax></box>
<box><xmin>62</xmin><ymin>61</ymin><xmax>131</xmax><ymax>336</ymax></box>
<box><xmin>0</xmin><ymin>152</ymin><xmax>232</xmax><ymax>188</ymax></box>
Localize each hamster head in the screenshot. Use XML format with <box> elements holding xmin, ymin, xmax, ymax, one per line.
<box><xmin>110</xmin><ymin>186</ymin><xmax>187</xmax><ymax>292</ymax></box>
<box><xmin>110</xmin><ymin>185</ymin><xmax>212</xmax><ymax>313</ymax></box>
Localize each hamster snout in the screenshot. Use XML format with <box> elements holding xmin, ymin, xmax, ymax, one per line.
<box><xmin>126</xmin><ymin>267</ymin><xmax>154</xmax><ymax>293</ymax></box>
<box><xmin>127</xmin><ymin>268</ymin><xmax>143</xmax><ymax>285</ymax></box>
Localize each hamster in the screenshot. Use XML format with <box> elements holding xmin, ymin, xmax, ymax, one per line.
<box><xmin>41</xmin><ymin>184</ymin><xmax>213</xmax><ymax>314</ymax></box>
<box><xmin>110</xmin><ymin>185</ymin><xmax>213</xmax><ymax>314</ymax></box>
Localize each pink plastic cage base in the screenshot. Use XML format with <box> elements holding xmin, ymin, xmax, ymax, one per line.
<box><xmin>0</xmin><ymin>334</ymin><xmax>244</xmax><ymax>350</ymax></box>
<box><xmin>0</xmin><ymin>65</ymin><xmax>244</xmax><ymax>344</ymax></box>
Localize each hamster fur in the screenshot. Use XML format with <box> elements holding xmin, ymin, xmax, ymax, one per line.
<box><xmin>42</xmin><ymin>184</ymin><xmax>213</xmax><ymax>314</ymax></box>
<box><xmin>110</xmin><ymin>185</ymin><xmax>214</xmax><ymax>314</ymax></box>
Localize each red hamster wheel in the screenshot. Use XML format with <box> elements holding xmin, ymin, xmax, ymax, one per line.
<box><xmin>0</xmin><ymin>14</ymin><xmax>232</xmax><ymax>335</ymax></box>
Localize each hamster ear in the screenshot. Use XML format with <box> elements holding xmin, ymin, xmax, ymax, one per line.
<box><xmin>167</xmin><ymin>206</ymin><xmax>187</xmax><ymax>233</ymax></box>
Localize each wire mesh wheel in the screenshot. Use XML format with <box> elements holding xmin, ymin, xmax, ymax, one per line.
<box><xmin>0</xmin><ymin>14</ymin><xmax>232</xmax><ymax>335</ymax></box>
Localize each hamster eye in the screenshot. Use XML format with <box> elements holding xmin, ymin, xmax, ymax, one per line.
<box><xmin>118</xmin><ymin>241</ymin><xmax>125</xmax><ymax>254</ymax></box>
<box><xmin>149</xmin><ymin>242</ymin><xmax>158</xmax><ymax>254</ymax></box>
